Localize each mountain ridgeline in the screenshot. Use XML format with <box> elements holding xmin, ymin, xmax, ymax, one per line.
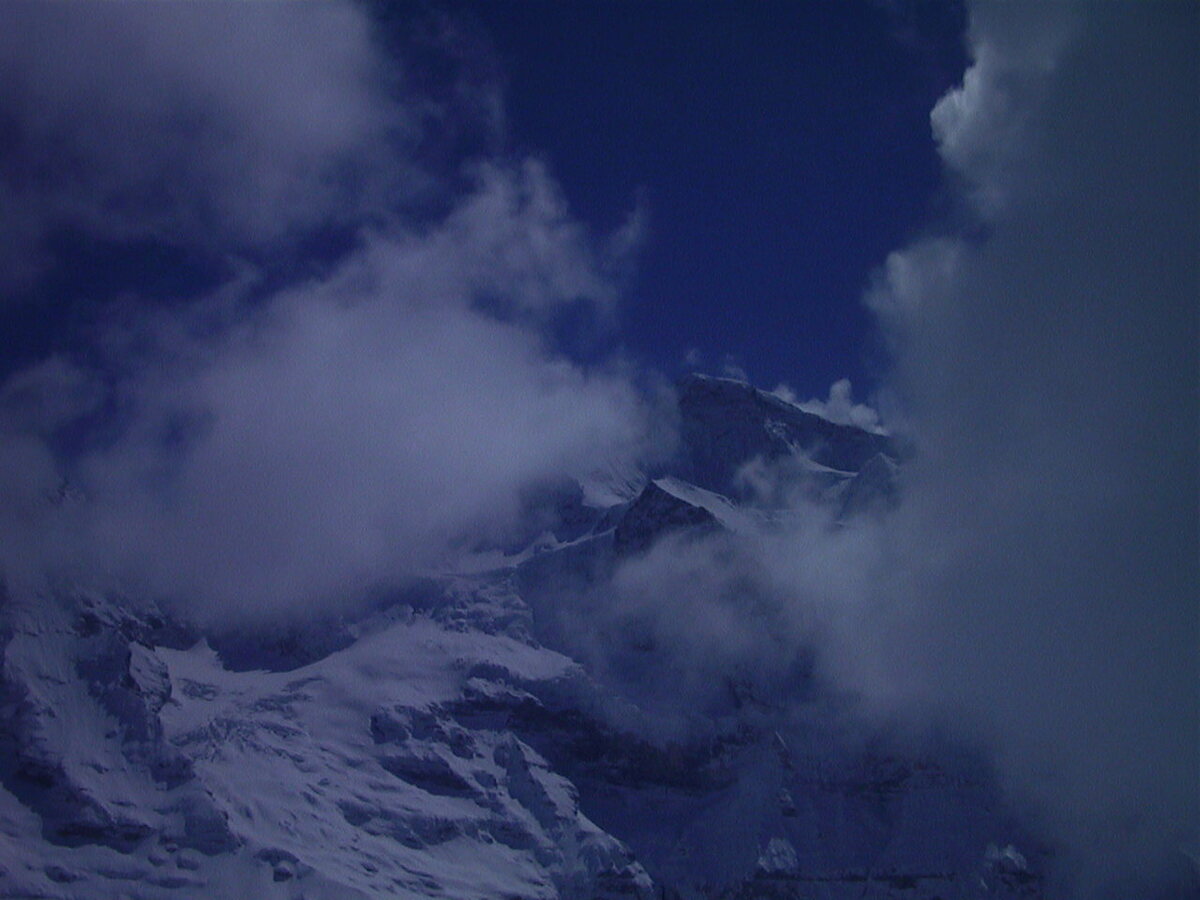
<box><xmin>0</xmin><ymin>376</ymin><xmax>1050</xmax><ymax>900</ymax></box>
<box><xmin>675</xmin><ymin>374</ymin><xmax>893</xmax><ymax>491</ymax></box>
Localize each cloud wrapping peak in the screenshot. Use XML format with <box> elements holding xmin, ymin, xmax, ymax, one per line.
<box><xmin>563</xmin><ymin>5</ymin><xmax>1196</xmax><ymax>895</ymax></box>
<box><xmin>0</xmin><ymin>5</ymin><xmax>1193</xmax><ymax>896</ymax></box>
<box><xmin>848</xmin><ymin>4</ymin><xmax>1198</xmax><ymax>894</ymax></box>
<box><xmin>0</xmin><ymin>4</ymin><xmax>659</xmax><ymax>618</ymax></box>
<box><xmin>71</xmin><ymin>168</ymin><xmax>655</xmax><ymax>619</ymax></box>
<box><xmin>789</xmin><ymin>378</ymin><xmax>883</xmax><ymax>433</ymax></box>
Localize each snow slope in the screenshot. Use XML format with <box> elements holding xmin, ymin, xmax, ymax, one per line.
<box><xmin>0</xmin><ymin>582</ymin><xmax>652</xmax><ymax>899</ymax></box>
<box><xmin>0</xmin><ymin>376</ymin><xmax>1046</xmax><ymax>899</ymax></box>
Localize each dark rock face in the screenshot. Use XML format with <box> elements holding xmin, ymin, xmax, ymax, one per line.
<box><xmin>675</xmin><ymin>375</ymin><xmax>893</xmax><ymax>493</ymax></box>
<box><xmin>837</xmin><ymin>452</ymin><xmax>901</xmax><ymax>519</ymax></box>
<box><xmin>613</xmin><ymin>482</ymin><xmax>719</xmax><ymax>557</ymax></box>
<box><xmin>0</xmin><ymin>374</ymin><xmax>1051</xmax><ymax>900</ymax></box>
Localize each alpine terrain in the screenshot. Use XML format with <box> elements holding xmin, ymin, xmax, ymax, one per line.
<box><xmin>0</xmin><ymin>375</ymin><xmax>1046</xmax><ymax>899</ymax></box>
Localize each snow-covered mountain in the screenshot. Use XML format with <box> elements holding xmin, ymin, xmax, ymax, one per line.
<box><xmin>0</xmin><ymin>376</ymin><xmax>1046</xmax><ymax>899</ymax></box>
<box><xmin>674</xmin><ymin>374</ymin><xmax>894</xmax><ymax>495</ymax></box>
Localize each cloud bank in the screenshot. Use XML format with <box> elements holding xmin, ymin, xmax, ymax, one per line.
<box><xmin>0</xmin><ymin>3</ymin><xmax>658</xmax><ymax>619</ymax></box>
<box><xmin>0</xmin><ymin>4</ymin><xmax>1193</xmax><ymax>897</ymax></box>
<box><xmin>849</xmin><ymin>5</ymin><xmax>1198</xmax><ymax>893</ymax></box>
<box><xmin>0</xmin><ymin>2</ymin><xmax>427</xmax><ymax>295</ymax></box>
<box><xmin>785</xmin><ymin>378</ymin><xmax>884</xmax><ymax>433</ymax></box>
<box><xmin>556</xmin><ymin>4</ymin><xmax>1197</xmax><ymax>896</ymax></box>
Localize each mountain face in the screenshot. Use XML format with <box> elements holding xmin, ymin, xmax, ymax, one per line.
<box><xmin>0</xmin><ymin>377</ymin><xmax>1045</xmax><ymax>899</ymax></box>
<box><xmin>674</xmin><ymin>375</ymin><xmax>893</xmax><ymax>494</ymax></box>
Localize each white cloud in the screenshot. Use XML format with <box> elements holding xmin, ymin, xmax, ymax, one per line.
<box><xmin>64</xmin><ymin>165</ymin><xmax>658</xmax><ymax>620</ymax></box>
<box><xmin>719</xmin><ymin>356</ymin><xmax>749</xmax><ymax>382</ymax></box>
<box><xmin>0</xmin><ymin>356</ymin><xmax>104</xmax><ymax>435</ymax></box>
<box><xmin>768</xmin><ymin>383</ymin><xmax>798</xmax><ymax>404</ymax></box>
<box><xmin>563</xmin><ymin>6</ymin><xmax>1197</xmax><ymax>895</ymax></box>
<box><xmin>0</xmin><ymin>6</ymin><xmax>1192</xmax><ymax>894</ymax></box>
<box><xmin>0</xmin><ymin>2</ymin><xmax>419</xmax><ymax>295</ymax></box>
<box><xmin>0</xmin><ymin>6</ymin><xmax>660</xmax><ymax>621</ymax></box>
<box><xmin>834</xmin><ymin>5</ymin><xmax>1199</xmax><ymax>893</ymax></box>
<box><xmin>794</xmin><ymin>378</ymin><xmax>884</xmax><ymax>433</ymax></box>
<box><xmin>432</xmin><ymin>159</ymin><xmax>617</xmax><ymax>315</ymax></box>
<box><xmin>928</xmin><ymin>6</ymin><xmax>1076</xmax><ymax>216</ymax></box>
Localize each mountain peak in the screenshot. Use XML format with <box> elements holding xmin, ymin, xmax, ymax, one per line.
<box><xmin>673</xmin><ymin>372</ymin><xmax>894</xmax><ymax>494</ymax></box>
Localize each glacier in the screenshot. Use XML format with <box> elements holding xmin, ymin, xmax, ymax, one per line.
<box><xmin>0</xmin><ymin>375</ymin><xmax>1049</xmax><ymax>899</ymax></box>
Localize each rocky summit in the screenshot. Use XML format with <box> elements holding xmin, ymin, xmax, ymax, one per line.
<box><xmin>0</xmin><ymin>377</ymin><xmax>1046</xmax><ymax>899</ymax></box>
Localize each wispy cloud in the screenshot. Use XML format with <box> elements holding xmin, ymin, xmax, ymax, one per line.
<box><xmin>0</xmin><ymin>4</ymin><xmax>660</xmax><ymax>619</ymax></box>
<box><xmin>0</xmin><ymin>2</ymin><xmax>425</xmax><ymax>295</ymax></box>
<box><xmin>547</xmin><ymin>4</ymin><xmax>1198</xmax><ymax>895</ymax></box>
<box><xmin>851</xmin><ymin>5</ymin><xmax>1198</xmax><ymax>892</ymax></box>
<box><xmin>788</xmin><ymin>378</ymin><xmax>884</xmax><ymax>433</ymax></box>
<box><xmin>0</xmin><ymin>5</ymin><xmax>1193</xmax><ymax>894</ymax></box>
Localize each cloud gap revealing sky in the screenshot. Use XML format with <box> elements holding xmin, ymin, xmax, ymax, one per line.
<box><xmin>0</xmin><ymin>2</ymin><xmax>1195</xmax><ymax>898</ymax></box>
<box><xmin>0</xmin><ymin>1</ymin><xmax>967</xmax><ymax>398</ymax></box>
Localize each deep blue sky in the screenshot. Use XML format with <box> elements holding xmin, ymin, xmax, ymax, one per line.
<box><xmin>459</xmin><ymin>1</ymin><xmax>968</xmax><ymax>397</ymax></box>
<box><xmin>0</xmin><ymin>2</ymin><xmax>967</xmax><ymax>403</ymax></box>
